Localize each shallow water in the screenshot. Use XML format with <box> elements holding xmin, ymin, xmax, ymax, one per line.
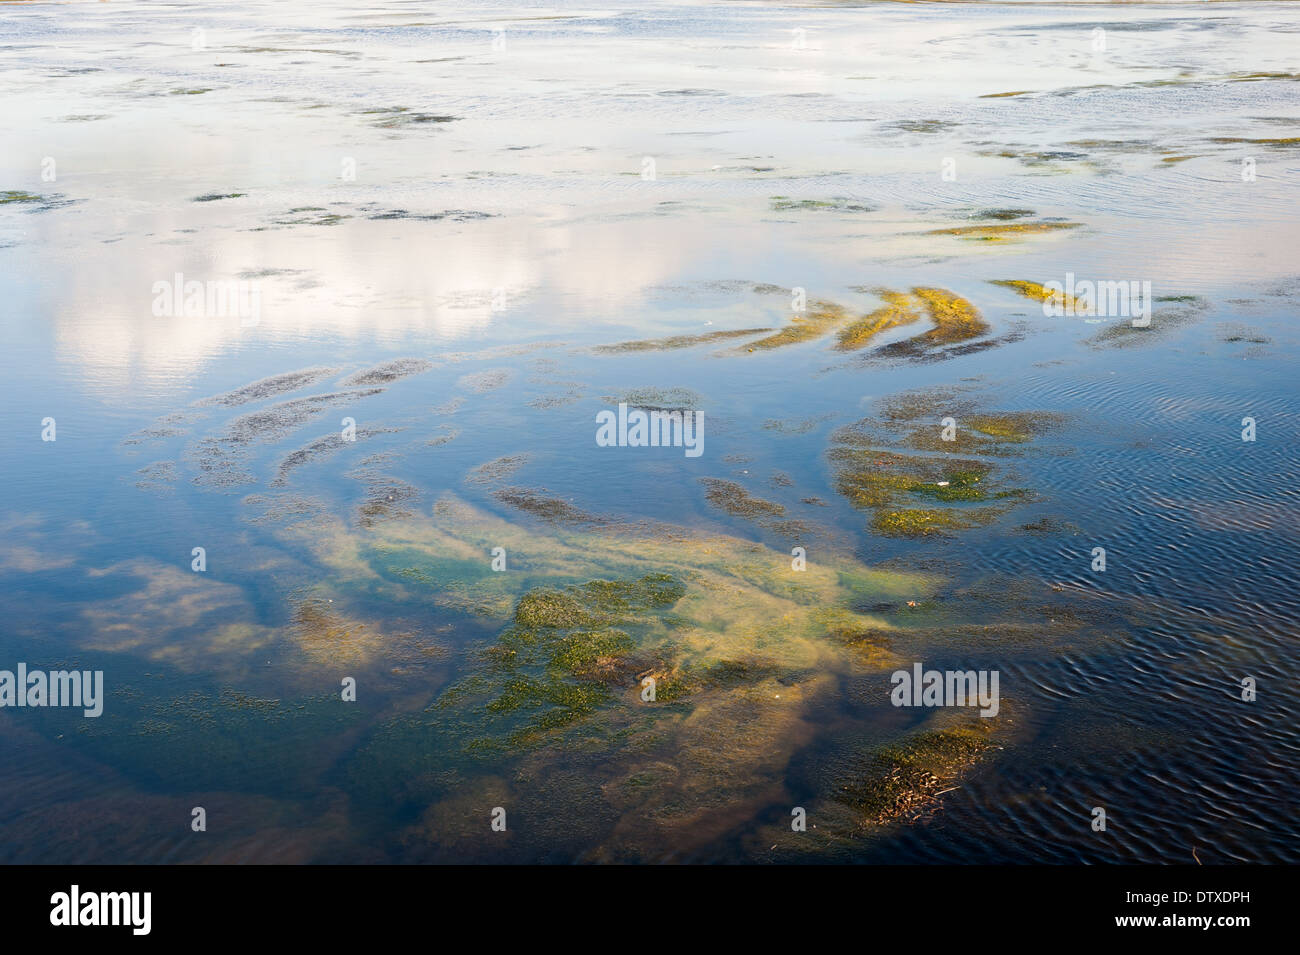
<box><xmin>2</xmin><ymin>0</ymin><xmax>1298</xmax><ymax>863</ymax></box>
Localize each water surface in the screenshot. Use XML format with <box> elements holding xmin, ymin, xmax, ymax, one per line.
<box><xmin>1</xmin><ymin>0</ymin><xmax>1298</xmax><ymax>863</ymax></box>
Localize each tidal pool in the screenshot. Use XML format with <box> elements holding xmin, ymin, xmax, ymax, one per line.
<box><xmin>1</xmin><ymin>0</ymin><xmax>1297</xmax><ymax>864</ymax></box>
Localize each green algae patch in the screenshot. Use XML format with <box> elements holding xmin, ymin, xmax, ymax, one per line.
<box><xmin>550</xmin><ymin>628</ymin><xmax>638</xmax><ymax>678</ymax></box>
<box><xmin>833</xmin><ymin>720</ymin><xmax>995</xmax><ymax>824</ymax></box>
<box><xmin>493</xmin><ymin>487</ymin><xmax>611</xmax><ymax>527</ymax></box>
<box><xmin>744</xmin><ymin>301</ymin><xmax>850</xmax><ymax>350</ymax></box>
<box><xmin>911</xmin><ymin>470</ymin><xmax>991</xmax><ymax>502</ymax></box>
<box><xmin>346</xmin><ymin>558</ymin><xmax>800</xmax><ymax>794</ymax></box>
<box><xmin>838</xmin><ymin>467</ymin><xmax>931</xmax><ymax>508</ymax></box>
<box><xmin>832</xmin><ymin>450</ymin><xmax>992</xmax><ymax>507</ymax></box>
<box><xmin>1209</xmin><ymin>136</ymin><xmax>1300</xmax><ymax>148</ymax></box>
<box><xmin>829</xmin><ymin>388</ymin><xmax>1065</xmax><ymax>537</ymax></box>
<box><xmin>593</xmin><ymin>328</ymin><xmax>769</xmax><ymax>353</ymax></box>
<box><xmin>871</xmin><ymin>508</ymin><xmax>989</xmax><ymax>538</ymax></box>
<box><xmin>888</xmin><ymin>119</ymin><xmax>958</xmax><ymax>134</ymax></box>
<box><xmin>465</xmin><ymin>454</ymin><xmax>529</xmax><ymax>485</ymax></box>
<box><xmin>926</xmin><ymin>221</ymin><xmax>1081</xmax><ymax>240</ymax></box>
<box><xmin>316</xmin><ymin>495</ymin><xmax>930</xmax><ymax>830</ymax></box>
<box><xmin>514</xmin><ymin>574</ymin><xmax>684</xmax><ymax>631</ymax></box>
<box><xmin>1228</xmin><ymin>72</ymin><xmax>1300</xmax><ymax>83</ymax></box>
<box><xmin>836</xmin><ymin>290</ymin><xmax>924</xmax><ymax>351</ymax></box>
<box><xmin>184</xmin><ymin>388</ymin><xmax>385</xmax><ymax>490</ymax></box>
<box><xmin>970</xmin><ymin>208</ymin><xmax>1036</xmax><ymax>221</ymax></box>
<box><xmin>854</xmin><ymin>388</ymin><xmax>1065</xmax><ymax>456</ymax></box>
<box><xmin>644</xmin><ymin>654</ymin><xmax>788</xmax><ymax>704</ymax></box>
<box><xmin>763</xmin><ymin>415</ymin><xmax>833</xmax><ymax>437</ymax></box>
<box><xmin>840</xmin><ymin>287</ymin><xmax>990</xmax><ymax>358</ymax></box>
<box><xmin>361</xmin><ymin>106</ymin><xmax>459</xmax><ymax>128</ymax></box>
<box><xmin>262</xmin><ymin>496</ymin><xmax>1089</xmax><ymax>860</ymax></box>
<box><xmin>911</xmin><ymin>287</ymin><xmax>989</xmax><ymax>344</ymax></box>
<box><xmin>269</xmin><ymin>207</ymin><xmax>351</xmax><ymax>227</ymax></box>
<box><xmin>198</xmin><ymin>366</ymin><xmax>341</xmax><ymax>408</ymax></box>
<box><xmin>746</xmin><ymin>711</ymin><xmax>1018</xmax><ymax>860</ymax></box>
<box><xmin>990</xmin><ymin>279</ymin><xmax>1082</xmax><ymax>312</ymax></box>
<box><xmin>0</xmin><ymin>190</ymin><xmax>76</xmax><ymax>213</ymax></box>
<box><xmin>730</xmin><ymin>287</ymin><xmax>987</xmax><ymax>357</ymax></box>
<box><xmin>1086</xmin><ymin>296</ymin><xmax>1208</xmax><ymax>350</ymax></box>
<box><xmin>825</xmin><ymin>626</ymin><xmax>895</xmax><ymax>668</ymax></box>
<box><xmin>910</xmin><ymin>411</ymin><xmax>1062</xmax><ymax>455</ymax></box>
<box><xmin>604</xmin><ymin>387</ymin><xmax>702</xmax><ymax>412</ymax></box>
<box><xmin>770</xmin><ymin>197</ymin><xmax>876</xmax><ymax>213</ymax></box>
<box><xmin>512</xmin><ymin>588</ymin><xmax>592</xmax><ymax>630</ymax></box>
<box><xmin>338</xmin><ymin>358</ymin><xmax>433</xmax><ymax>386</ymax></box>
<box><xmin>831</xmin><ymin>447</ymin><xmax>1008</xmax><ymax>537</ymax></box>
<box><xmin>461</xmin><ymin>573</ymin><xmax>688</xmax><ymax>742</ymax></box>
<box><xmin>966</xmin><ymin>414</ymin><xmax>1034</xmax><ymax>443</ymax></box>
<box><xmin>699</xmin><ymin>478</ymin><xmax>785</xmax><ymax>520</ymax></box>
<box><xmin>354</xmin><ymin>474</ymin><xmax>419</xmax><ymax>528</ymax></box>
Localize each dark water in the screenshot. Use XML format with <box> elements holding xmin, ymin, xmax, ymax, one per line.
<box><xmin>1</xmin><ymin>0</ymin><xmax>1298</xmax><ymax>863</ymax></box>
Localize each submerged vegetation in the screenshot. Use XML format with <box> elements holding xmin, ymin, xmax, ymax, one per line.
<box><xmin>836</xmin><ymin>290</ymin><xmax>923</xmax><ymax>350</ymax></box>
<box><xmin>737</xmin><ymin>286</ymin><xmax>990</xmax><ymax>358</ymax></box>
<box><xmin>493</xmin><ymin>487</ymin><xmax>612</xmax><ymax>527</ymax></box>
<box><xmin>442</xmin><ymin>572</ymin><xmax>687</xmax><ymax>747</ymax></box>
<box><xmin>926</xmin><ymin>221</ymin><xmax>1082</xmax><ymax>241</ymax></box>
<box><xmin>281</xmin><ymin>494</ymin><xmax>1033</xmax><ymax>855</ymax></box>
<box><xmin>909</xmin><ymin>287</ymin><xmax>989</xmax><ymax>345</ymax></box>
<box><xmin>90</xmin><ymin>246</ymin><xmax>1097</xmax><ymax>857</ymax></box>
<box><xmin>0</xmin><ymin>189</ymin><xmax>75</xmax><ymax>212</ymax></box>
<box><xmin>699</xmin><ymin>477</ymin><xmax>786</xmax><ymax>520</ymax></box>
<box><xmin>250</xmin><ymin>484</ymin><xmax>1134</xmax><ymax>861</ymax></box>
<box><xmin>745</xmin><ymin>300</ymin><xmax>850</xmax><ymax>350</ymax></box>
<box><xmin>990</xmin><ymin>279</ymin><xmax>1080</xmax><ymax>311</ymax></box>
<box><xmin>1087</xmin><ymin>295</ymin><xmax>1209</xmax><ymax>349</ymax></box>
<box><xmin>833</xmin><ymin>721</ymin><xmax>996</xmax><ymax>824</ymax></box>
<box><xmin>593</xmin><ymin>327</ymin><xmax>769</xmax><ymax>353</ymax></box>
<box><xmin>830</xmin><ymin>388</ymin><xmax>1062</xmax><ymax>537</ymax></box>
<box><xmin>769</xmin><ymin>197</ymin><xmax>877</xmax><ymax>213</ymax></box>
